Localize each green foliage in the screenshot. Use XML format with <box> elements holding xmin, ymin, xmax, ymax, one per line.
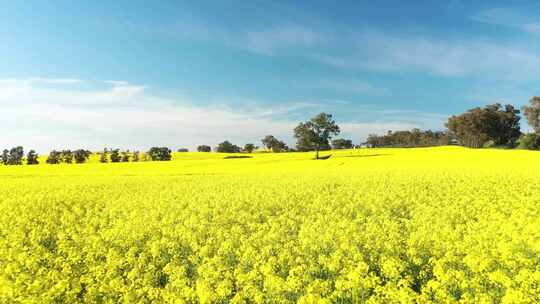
<box><xmin>148</xmin><ymin>147</ymin><xmax>172</xmax><ymax>161</ymax></box>
<box><xmin>110</xmin><ymin>149</ymin><xmax>121</xmax><ymax>163</ymax></box>
<box><xmin>261</xmin><ymin>135</ymin><xmax>288</xmax><ymax>152</ymax></box>
<box><xmin>517</xmin><ymin>133</ymin><xmax>540</xmax><ymax>150</ymax></box>
<box><xmin>26</xmin><ymin>150</ymin><xmax>39</xmax><ymax>165</ymax></box>
<box><xmin>331</xmin><ymin>138</ymin><xmax>353</xmax><ymax>149</ymax></box>
<box><xmin>46</xmin><ymin>150</ymin><xmax>62</xmax><ymax>164</ymax></box>
<box><xmin>197</xmin><ymin>145</ymin><xmax>212</xmax><ymax>152</ymax></box>
<box><xmin>446</xmin><ymin>103</ymin><xmax>521</xmax><ymax>148</ymax></box>
<box><xmin>294</xmin><ymin>113</ymin><xmax>340</xmax><ymax>158</ymax></box>
<box><xmin>73</xmin><ymin>149</ymin><xmax>91</xmax><ymax>164</ymax></box>
<box><xmin>243</xmin><ymin>143</ymin><xmax>256</xmax><ymax>153</ymax></box>
<box><xmin>121</xmin><ymin>150</ymin><xmax>131</xmax><ymax>162</ymax></box>
<box><xmin>99</xmin><ymin>148</ymin><xmax>108</xmax><ymax>163</ymax></box>
<box><xmin>215</xmin><ymin>141</ymin><xmax>241</xmax><ymax>153</ymax></box>
<box><xmin>1</xmin><ymin>147</ymin><xmax>24</xmax><ymax>165</ymax></box>
<box><xmin>366</xmin><ymin>129</ymin><xmax>452</xmax><ymax>148</ymax></box>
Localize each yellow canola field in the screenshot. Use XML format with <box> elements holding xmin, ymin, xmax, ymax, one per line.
<box><xmin>1</xmin><ymin>147</ymin><xmax>539</xmax><ymax>303</ymax></box>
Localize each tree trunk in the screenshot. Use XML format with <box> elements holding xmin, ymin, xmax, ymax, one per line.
<box><xmin>315</xmin><ymin>148</ymin><xmax>319</xmax><ymax>159</ymax></box>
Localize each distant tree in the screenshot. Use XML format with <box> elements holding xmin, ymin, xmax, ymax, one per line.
<box><xmin>365</xmin><ymin>129</ymin><xmax>451</xmax><ymax>148</ymax></box>
<box><xmin>46</xmin><ymin>150</ymin><xmax>62</xmax><ymax>164</ymax></box>
<box><xmin>61</xmin><ymin>150</ymin><xmax>73</xmax><ymax>164</ymax></box>
<box><xmin>26</xmin><ymin>150</ymin><xmax>39</xmax><ymax>165</ymax></box>
<box><xmin>110</xmin><ymin>149</ymin><xmax>121</xmax><ymax>163</ymax></box>
<box><xmin>177</xmin><ymin>148</ymin><xmax>189</xmax><ymax>152</ymax></box>
<box><xmin>261</xmin><ymin>135</ymin><xmax>288</xmax><ymax>152</ymax></box>
<box><xmin>73</xmin><ymin>149</ymin><xmax>91</xmax><ymax>164</ymax></box>
<box><xmin>331</xmin><ymin>138</ymin><xmax>353</xmax><ymax>149</ymax></box>
<box><xmin>121</xmin><ymin>150</ymin><xmax>130</xmax><ymax>162</ymax></box>
<box><xmin>6</xmin><ymin>146</ymin><xmax>24</xmax><ymax>165</ymax></box>
<box><xmin>1</xmin><ymin>149</ymin><xmax>8</xmax><ymax>165</ymax></box>
<box><xmin>522</xmin><ymin>96</ymin><xmax>540</xmax><ymax>134</ymax></box>
<box><xmin>294</xmin><ymin>113</ymin><xmax>340</xmax><ymax>159</ymax></box>
<box><xmin>99</xmin><ymin>148</ymin><xmax>108</xmax><ymax>163</ymax></box>
<box><xmin>132</xmin><ymin>151</ymin><xmax>140</xmax><ymax>162</ymax></box>
<box><xmin>446</xmin><ymin>103</ymin><xmax>521</xmax><ymax>148</ymax></box>
<box><xmin>148</xmin><ymin>147</ymin><xmax>172</xmax><ymax>161</ymax></box>
<box><xmin>140</xmin><ymin>152</ymin><xmax>149</xmax><ymax>162</ymax></box>
<box><xmin>197</xmin><ymin>145</ymin><xmax>212</xmax><ymax>152</ymax></box>
<box><xmin>243</xmin><ymin>143</ymin><xmax>256</xmax><ymax>153</ymax></box>
<box><xmin>215</xmin><ymin>141</ymin><xmax>241</xmax><ymax>153</ymax></box>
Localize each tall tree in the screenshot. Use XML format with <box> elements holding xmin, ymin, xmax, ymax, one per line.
<box><xmin>522</xmin><ymin>96</ymin><xmax>540</xmax><ymax>134</ymax></box>
<box><xmin>26</xmin><ymin>150</ymin><xmax>39</xmax><ymax>165</ymax></box>
<box><xmin>446</xmin><ymin>103</ymin><xmax>521</xmax><ymax>148</ymax></box>
<box><xmin>294</xmin><ymin>113</ymin><xmax>340</xmax><ymax>159</ymax></box>
<box><xmin>261</xmin><ymin>135</ymin><xmax>288</xmax><ymax>152</ymax></box>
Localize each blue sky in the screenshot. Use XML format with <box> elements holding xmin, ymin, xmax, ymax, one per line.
<box><xmin>1</xmin><ymin>0</ymin><xmax>540</xmax><ymax>151</ymax></box>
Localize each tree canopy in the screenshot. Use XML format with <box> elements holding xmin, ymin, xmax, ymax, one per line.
<box><xmin>294</xmin><ymin>113</ymin><xmax>340</xmax><ymax>159</ymax></box>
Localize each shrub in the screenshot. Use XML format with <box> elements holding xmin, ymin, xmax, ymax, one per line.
<box><xmin>517</xmin><ymin>133</ymin><xmax>540</xmax><ymax>150</ymax></box>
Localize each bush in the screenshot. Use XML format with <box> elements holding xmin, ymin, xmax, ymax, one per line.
<box><xmin>148</xmin><ymin>147</ymin><xmax>172</xmax><ymax>161</ymax></box>
<box><xmin>517</xmin><ymin>133</ymin><xmax>540</xmax><ymax>150</ymax></box>
<box><xmin>177</xmin><ymin>148</ymin><xmax>189</xmax><ymax>152</ymax></box>
<box><xmin>197</xmin><ymin>145</ymin><xmax>212</xmax><ymax>152</ymax></box>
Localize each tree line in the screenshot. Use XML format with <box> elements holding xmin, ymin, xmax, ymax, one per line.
<box><xmin>3</xmin><ymin>98</ymin><xmax>540</xmax><ymax>166</ymax></box>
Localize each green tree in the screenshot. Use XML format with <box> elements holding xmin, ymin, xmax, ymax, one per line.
<box><xmin>132</xmin><ymin>151</ymin><xmax>140</xmax><ymax>162</ymax></box>
<box><xmin>110</xmin><ymin>149</ymin><xmax>121</xmax><ymax>163</ymax></box>
<box><xmin>26</xmin><ymin>150</ymin><xmax>39</xmax><ymax>165</ymax></box>
<box><xmin>46</xmin><ymin>150</ymin><xmax>61</xmax><ymax>164</ymax></box>
<box><xmin>99</xmin><ymin>148</ymin><xmax>108</xmax><ymax>163</ymax></box>
<box><xmin>197</xmin><ymin>145</ymin><xmax>212</xmax><ymax>152</ymax></box>
<box><xmin>215</xmin><ymin>141</ymin><xmax>241</xmax><ymax>153</ymax></box>
<box><xmin>446</xmin><ymin>103</ymin><xmax>521</xmax><ymax>148</ymax></box>
<box><xmin>148</xmin><ymin>147</ymin><xmax>172</xmax><ymax>161</ymax></box>
<box><xmin>331</xmin><ymin>138</ymin><xmax>353</xmax><ymax>149</ymax></box>
<box><xmin>522</xmin><ymin>96</ymin><xmax>540</xmax><ymax>134</ymax></box>
<box><xmin>261</xmin><ymin>135</ymin><xmax>288</xmax><ymax>152</ymax></box>
<box><xmin>294</xmin><ymin>113</ymin><xmax>340</xmax><ymax>159</ymax></box>
<box><xmin>73</xmin><ymin>149</ymin><xmax>91</xmax><ymax>164</ymax></box>
<box><xmin>243</xmin><ymin>143</ymin><xmax>256</xmax><ymax>153</ymax></box>
<box><xmin>121</xmin><ymin>150</ymin><xmax>130</xmax><ymax>162</ymax></box>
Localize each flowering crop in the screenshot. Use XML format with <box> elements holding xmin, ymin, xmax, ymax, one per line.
<box><xmin>1</xmin><ymin>147</ymin><xmax>539</xmax><ymax>303</ymax></box>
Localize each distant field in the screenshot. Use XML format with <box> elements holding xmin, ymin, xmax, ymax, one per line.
<box><xmin>1</xmin><ymin>147</ymin><xmax>539</xmax><ymax>303</ymax></box>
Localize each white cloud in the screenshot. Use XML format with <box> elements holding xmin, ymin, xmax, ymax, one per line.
<box><xmin>0</xmin><ymin>78</ymin><xmax>445</xmax><ymax>152</ymax></box>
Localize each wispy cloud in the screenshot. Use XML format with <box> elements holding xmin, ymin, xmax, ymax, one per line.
<box><xmin>472</xmin><ymin>7</ymin><xmax>540</xmax><ymax>34</ymax></box>
<box><xmin>313</xmin><ymin>30</ymin><xmax>540</xmax><ymax>81</ymax></box>
<box><xmin>319</xmin><ymin>79</ymin><xmax>390</xmax><ymax>96</ymax></box>
<box><xmin>0</xmin><ymin>78</ymin><xmax>443</xmax><ymax>152</ymax></box>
